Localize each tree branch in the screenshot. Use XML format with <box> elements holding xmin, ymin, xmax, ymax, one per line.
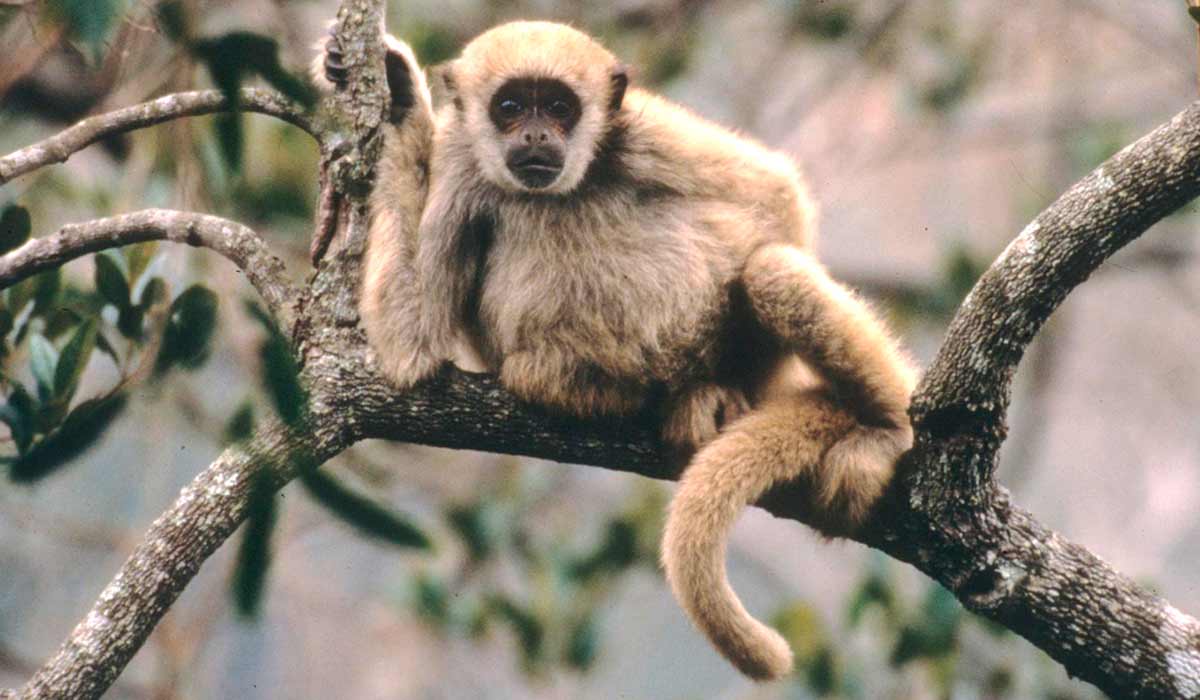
<box><xmin>17</xmin><ymin>421</ymin><xmax>343</xmax><ymax>700</ymax></box>
<box><xmin>0</xmin><ymin>209</ymin><xmax>300</xmax><ymax>333</ymax></box>
<box><xmin>0</xmin><ymin>88</ymin><xmax>315</xmax><ymax>185</ymax></box>
<box><xmin>914</xmin><ymin>102</ymin><xmax>1200</xmax><ymax>477</ymax></box>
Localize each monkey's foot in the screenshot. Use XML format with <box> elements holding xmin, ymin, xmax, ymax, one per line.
<box><xmin>376</xmin><ymin>344</ymin><xmax>444</xmax><ymax>391</ymax></box>
<box><xmin>817</xmin><ymin>423</ymin><xmax>912</xmax><ymax>531</ymax></box>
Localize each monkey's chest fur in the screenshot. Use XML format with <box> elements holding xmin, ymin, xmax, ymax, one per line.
<box><xmin>466</xmin><ymin>197</ymin><xmax>742</xmax><ymax>415</ymax></box>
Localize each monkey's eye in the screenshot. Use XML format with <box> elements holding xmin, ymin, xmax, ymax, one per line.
<box><xmin>499</xmin><ymin>99</ymin><xmax>524</xmax><ymax>115</ymax></box>
<box><xmin>546</xmin><ymin>99</ymin><xmax>573</xmax><ymax>119</ymax></box>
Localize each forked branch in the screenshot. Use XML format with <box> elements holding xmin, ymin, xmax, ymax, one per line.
<box><xmin>0</xmin><ymin>209</ymin><xmax>300</xmax><ymax>332</ymax></box>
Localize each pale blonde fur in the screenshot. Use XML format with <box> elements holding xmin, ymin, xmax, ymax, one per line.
<box><xmin>329</xmin><ymin>21</ymin><xmax>917</xmax><ymax>681</ymax></box>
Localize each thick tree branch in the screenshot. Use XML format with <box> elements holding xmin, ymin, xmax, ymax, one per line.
<box><xmin>0</xmin><ymin>88</ymin><xmax>315</xmax><ymax>185</ymax></box>
<box><xmin>914</xmin><ymin>102</ymin><xmax>1200</xmax><ymax>481</ymax></box>
<box><xmin>0</xmin><ymin>209</ymin><xmax>300</xmax><ymax>333</ymax></box>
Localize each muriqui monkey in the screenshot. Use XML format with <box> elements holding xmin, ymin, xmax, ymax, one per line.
<box><xmin>318</xmin><ymin>21</ymin><xmax>917</xmax><ymax>680</ymax></box>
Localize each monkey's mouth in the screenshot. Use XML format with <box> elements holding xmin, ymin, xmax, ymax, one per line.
<box><xmin>507</xmin><ymin>149</ymin><xmax>564</xmax><ymax>189</ymax></box>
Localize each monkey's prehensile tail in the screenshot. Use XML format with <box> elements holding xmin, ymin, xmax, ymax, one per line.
<box><xmin>660</xmin><ymin>393</ymin><xmax>871</xmax><ymax>681</ymax></box>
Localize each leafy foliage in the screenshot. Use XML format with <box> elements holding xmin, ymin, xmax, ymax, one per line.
<box><xmin>232</xmin><ymin>474</ymin><xmax>277</xmax><ymax>618</ymax></box>
<box><xmin>789</xmin><ymin>0</ymin><xmax>858</xmax><ymax>40</ymax></box>
<box><xmin>410</xmin><ymin>479</ymin><xmax>666</xmax><ymax>675</ymax></box>
<box><xmin>46</xmin><ymin>0</ymin><xmax>127</xmax><ymax>54</ymax></box>
<box><xmin>223</xmin><ymin>401</ymin><xmax>256</xmax><ymax>446</ymax></box>
<box><xmin>0</xmin><ymin>205</ymin><xmax>221</xmax><ymax>483</ymax></box>
<box><xmin>155</xmin><ymin>285</ymin><xmax>219</xmax><ymax>372</ymax></box>
<box><xmin>188</xmin><ymin>33</ymin><xmax>315</xmax><ymax>172</ymax></box>
<box><xmin>245</xmin><ymin>301</ymin><xmax>307</xmax><ymax>427</ymax></box>
<box><xmin>301</xmin><ymin>469</ymin><xmax>432</xmax><ymax>549</ymax></box>
<box><xmin>0</xmin><ymin>205</ymin><xmax>31</xmax><ymax>255</ymax></box>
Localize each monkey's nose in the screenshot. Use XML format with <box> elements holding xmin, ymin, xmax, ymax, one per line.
<box><xmin>523</xmin><ymin>132</ymin><xmax>549</xmax><ymax>144</ymax></box>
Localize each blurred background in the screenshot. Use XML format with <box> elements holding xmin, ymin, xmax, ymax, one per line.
<box><xmin>1</xmin><ymin>1</ymin><xmax>1198</xmax><ymax>698</ymax></box>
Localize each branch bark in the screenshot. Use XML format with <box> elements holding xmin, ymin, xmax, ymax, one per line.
<box><xmin>4</xmin><ymin>1</ymin><xmax>1200</xmax><ymax>697</ymax></box>
<box><xmin>0</xmin><ymin>209</ymin><xmax>300</xmax><ymax>333</ymax></box>
<box><xmin>18</xmin><ymin>421</ymin><xmax>343</xmax><ymax>700</ymax></box>
<box><xmin>0</xmin><ymin>88</ymin><xmax>315</xmax><ymax>185</ymax></box>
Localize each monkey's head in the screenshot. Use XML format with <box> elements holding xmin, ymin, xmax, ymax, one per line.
<box><xmin>444</xmin><ymin>21</ymin><xmax>628</xmax><ymax>195</ymax></box>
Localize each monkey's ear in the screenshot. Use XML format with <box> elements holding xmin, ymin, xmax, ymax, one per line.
<box><xmin>432</xmin><ymin>62</ymin><xmax>463</xmax><ymax>110</ymax></box>
<box><xmin>609</xmin><ymin>65</ymin><xmax>628</xmax><ymax>112</ymax></box>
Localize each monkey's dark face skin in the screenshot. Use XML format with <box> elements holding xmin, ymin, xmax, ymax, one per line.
<box><xmin>489</xmin><ymin>78</ymin><xmax>581</xmax><ymax>189</ymax></box>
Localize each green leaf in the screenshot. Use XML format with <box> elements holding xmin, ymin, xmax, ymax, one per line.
<box><xmin>222</xmin><ymin>401</ymin><xmax>256</xmax><ymax>446</ymax></box>
<box><xmin>47</xmin><ymin>0</ymin><xmax>127</xmax><ymax>50</ymax></box>
<box><xmin>52</xmin><ymin>319</ymin><xmax>97</xmax><ymax>400</ymax></box>
<box><xmin>156</xmin><ymin>285</ymin><xmax>219</xmax><ymax>372</ymax></box>
<box><xmin>793</xmin><ymin>1</ymin><xmax>856</xmax><ymax>40</ymax></box>
<box><xmin>115</xmin><ymin>305</ymin><xmax>144</xmax><ymax>340</ymax></box>
<box><xmin>564</xmin><ymin>614</ymin><xmax>599</xmax><ymax>671</ymax></box>
<box><xmin>567</xmin><ymin>519</ymin><xmax>637</xmax><ymax>581</ymax></box>
<box><xmin>245</xmin><ymin>301</ymin><xmax>305</xmax><ymax>425</ymax></box>
<box><xmin>488</xmin><ymin>596</ymin><xmax>545</xmax><ymax>667</ymax></box>
<box><xmin>773</xmin><ymin>602</ymin><xmax>828</xmax><ymax>667</ymax></box>
<box><xmin>213</xmin><ymin>113</ymin><xmax>244</xmax><ymax>174</ymax></box>
<box><xmin>29</xmin><ymin>333</ymin><xmax>58</xmax><ymax>401</ymax></box>
<box><xmin>4</xmin><ymin>269</ymin><xmax>61</xmax><ymax>344</ymax></box>
<box><xmin>93</xmin><ymin>329</ymin><xmax>121</xmax><ymax>366</ymax></box>
<box><xmin>0</xmin><ymin>204</ymin><xmax>31</xmax><ymax>255</ymax></box>
<box><xmin>301</xmin><ymin>470</ymin><xmax>431</xmax><ymax>549</ymax></box>
<box><xmin>136</xmin><ymin>276</ymin><xmax>166</xmax><ymax>311</ymax></box>
<box><xmin>889</xmin><ymin>585</ymin><xmax>962</xmax><ymax>666</ymax></box>
<box><xmin>0</xmin><ymin>308</ymin><xmax>12</xmax><ymax>355</ymax></box>
<box><xmin>0</xmin><ymin>383</ymin><xmax>36</xmax><ymax>453</ymax></box>
<box><xmin>447</xmin><ymin>502</ymin><xmax>501</xmax><ymax>562</ymax></box>
<box><xmin>847</xmin><ymin>568</ymin><xmax>897</xmax><ymax>626</ymax></box>
<box><xmin>412</xmin><ymin>572</ymin><xmax>450</xmax><ymax>624</ymax></box>
<box><xmin>94</xmin><ymin>253</ymin><xmax>130</xmax><ymax>311</ymax></box>
<box><xmin>30</xmin><ymin>268</ymin><xmax>61</xmax><ymax>315</ymax></box>
<box><xmin>155</xmin><ymin>0</ymin><xmax>188</xmax><ymax>41</ymax></box>
<box><xmin>193</xmin><ymin>32</ymin><xmax>315</xmax><ymax>107</ymax></box>
<box><xmin>190</xmin><ymin>31</ymin><xmax>315</xmax><ymax>171</ymax></box>
<box><xmin>9</xmin><ymin>393</ymin><xmax>126</xmax><ymax>482</ymax></box>
<box><xmin>232</xmin><ymin>475</ymin><xmax>277</xmax><ymax>618</ymax></box>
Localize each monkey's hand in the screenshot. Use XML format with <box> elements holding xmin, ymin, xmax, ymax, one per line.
<box><xmin>311</xmin><ymin>23</ymin><xmax>348</xmax><ymax>92</ymax></box>
<box><xmin>312</xmin><ymin>25</ymin><xmax>432</xmax><ymax>127</ymax></box>
<box><xmin>817</xmin><ymin>421</ymin><xmax>912</xmax><ymax>533</ymax></box>
<box><xmin>662</xmin><ymin>383</ymin><xmax>750</xmax><ymax>458</ymax></box>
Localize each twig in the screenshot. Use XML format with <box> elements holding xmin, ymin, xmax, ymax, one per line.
<box><xmin>0</xmin><ymin>88</ymin><xmax>316</xmax><ymax>185</ymax></box>
<box><xmin>0</xmin><ymin>209</ymin><xmax>299</xmax><ymax>333</ymax></box>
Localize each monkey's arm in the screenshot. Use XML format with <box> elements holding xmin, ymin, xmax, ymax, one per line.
<box><xmin>317</xmin><ymin>29</ymin><xmax>446</xmax><ymax>388</ymax></box>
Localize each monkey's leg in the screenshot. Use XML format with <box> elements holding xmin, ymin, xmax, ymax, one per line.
<box><xmin>499</xmin><ymin>348</ymin><xmax>647</xmax><ymax>417</ymax></box>
<box><xmin>661</xmin><ymin>382</ymin><xmax>750</xmax><ymax>457</ymax></box>
<box><xmin>661</xmin><ymin>393</ymin><xmax>853</xmax><ymax>681</ymax></box>
<box><xmin>742</xmin><ymin>242</ymin><xmax>917</xmax><ymax>528</ymax></box>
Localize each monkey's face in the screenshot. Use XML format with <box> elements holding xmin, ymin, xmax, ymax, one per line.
<box><xmin>451</xmin><ymin>22</ymin><xmax>628</xmax><ymax>194</ymax></box>
<box><xmin>487</xmin><ymin>78</ymin><xmax>581</xmax><ymax>191</ymax></box>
